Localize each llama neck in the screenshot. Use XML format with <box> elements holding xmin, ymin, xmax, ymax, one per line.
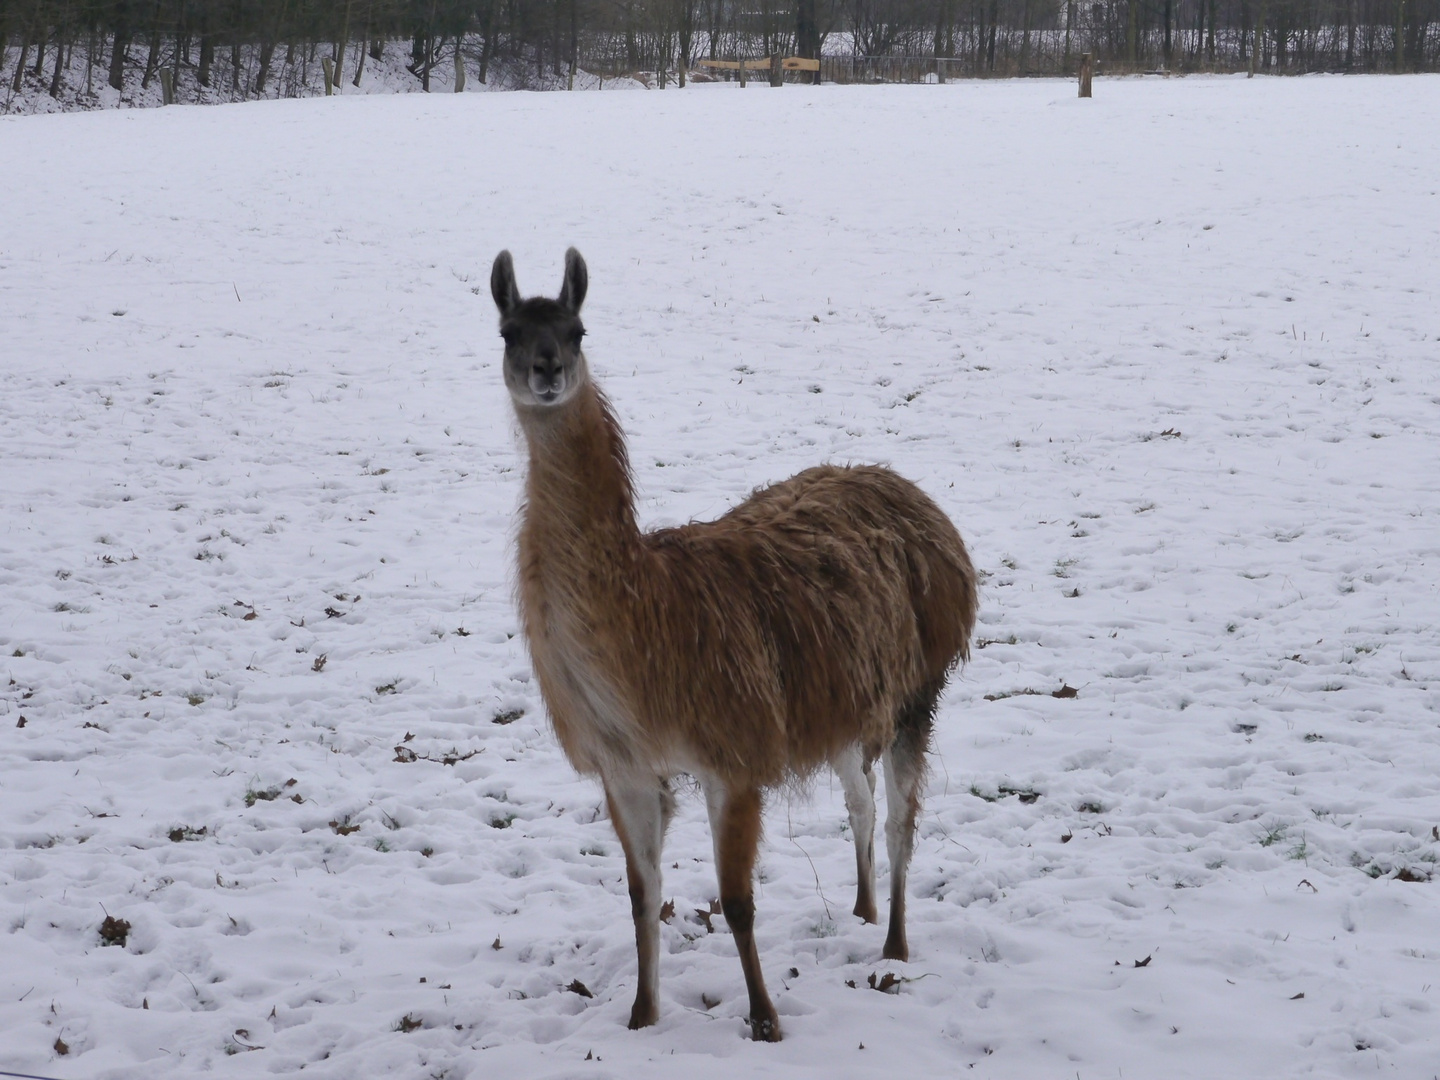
<box><xmin>517</xmin><ymin>382</ymin><xmax>640</xmax><ymax>570</ymax></box>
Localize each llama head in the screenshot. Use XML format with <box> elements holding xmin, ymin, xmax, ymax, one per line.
<box><xmin>492</xmin><ymin>248</ymin><xmax>589</xmax><ymax>410</ymax></box>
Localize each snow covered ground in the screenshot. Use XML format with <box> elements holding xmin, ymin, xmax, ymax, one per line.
<box><xmin>2</xmin><ymin>74</ymin><xmax>1438</xmax><ymax>1080</ymax></box>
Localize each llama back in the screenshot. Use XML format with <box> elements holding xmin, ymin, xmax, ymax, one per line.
<box><xmin>727</xmin><ymin>464</ymin><xmax>977</xmax><ymax>682</ymax></box>
<box><xmin>631</xmin><ymin>464</ymin><xmax>976</xmax><ymax>783</ymax></box>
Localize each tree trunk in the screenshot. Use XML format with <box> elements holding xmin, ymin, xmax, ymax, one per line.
<box><xmin>1345</xmin><ymin>0</ymin><xmax>1355</xmax><ymax>68</ymax></box>
<box><xmin>1394</xmin><ymin>0</ymin><xmax>1405</xmax><ymax>69</ymax></box>
<box><xmin>552</xmin><ymin>0</ymin><xmax>564</xmax><ymax>76</ymax></box>
<box><xmin>109</xmin><ymin>29</ymin><xmax>130</xmax><ymax>91</ymax></box>
<box><xmin>927</xmin><ymin>0</ymin><xmax>950</xmax><ymax>77</ymax></box>
<box><xmin>986</xmin><ymin>0</ymin><xmax>998</xmax><ymax>70</ymax></box>
<box><xmin>198</xmin><ymin>34</ymin><xmax>214</xmax><ymax>86</ymax></box>
<box><xmin>12</xmin><ymin>38</ymin><xmax>29</xmax><ymax>92</ymax></box>
<box><xmin>335</xmin><ymin>0</ymin><xmax>352</xmax><ymax>90</ymax></box>
<box><xmin>142</xmin><ymin>29</ymin><xmax>160</xmax><ymax>88</ymax></box>
<box><xmin>974</xmin><ymin>0</ymin><xmax>986</xmax><ymax>69</ymax></box>
<box><xmin>352</xmin><ymin>33</ymin><xmax>368</xmax><ymax>86</ymax></box>
<box><xmin>1063</xmin><ymin>0</ymin><xmax>1074</xmax><ymax>70</ymax></box>
<box><xmin>1250</xmin><ymin>0</ymin><xmax>1265</xmax><ymax>73</ymax></box>
<box><xmin>677</xmin><ymin>0</ymin><xmax>691</xmax><ymax>86</ymax></box>
<box><xmin>1019</xmin><ymin>0</ymin><xmax>1033</xmax><ymax>73</ymax></box>
<box><xmin>411</xmin><ymin>32</ymin><xmax>432</xmax><ymax>89</ymax></box>
<box><xmin>934</xmin><ymin>0</ymin><xmax>951</xmax><ymax>79</ymax></box>
<box><xmin>625</xmin><ymin>3</ymin><xmax>638</xmax><ymax>70</ymax></box>
<box><xmin>796</xmin><ymin>0</ymin><xmax>819</xmax><ymax>67</ymax></box>
<box><xmin>49</xmin><ymin>33</ymin><xmax>66</xmax><ymax>97</ymax></box>
<box><xmin>479</xmin><ymin>0</ymin><xmax>495</xmax><ymax>82</ymax></box>
<box><xmin>256</xmin><ymin>39</ymin><xmax>276</xmax><ymax>92</ymax></box>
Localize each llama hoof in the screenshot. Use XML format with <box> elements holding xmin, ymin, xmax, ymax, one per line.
<box><xmin>881</xmin><ymin>939</ymin><xmax>909</xmax><ymax>963</ymax></box>
<box><xmin>853</xmin><ymin>901</ymin><xmax>878</xmax><ymax>925</ymax></box>
<box><xmin>749</xmin><ymin>1014</ymin><xmax>782</xmax><ymax>1042</ymax></box>
<box><xmin>627</xmin><ymin>1000</ymin><xmax>659</xmax><ymax>1030</ymax></box>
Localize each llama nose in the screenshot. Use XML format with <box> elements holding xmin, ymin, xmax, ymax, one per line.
<box><xmin>529</xmin><ymin>356</ymin><xmax>566</xmax><ymax>399</ymax></box>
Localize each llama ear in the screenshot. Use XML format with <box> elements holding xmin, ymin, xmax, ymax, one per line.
<box><xmin>491</xmin><ymin>251</ymin><xmax>521</xmax><ymax>316</ymax></box>
<box><xmin>559</xmin><ymin>248</ymin><xmax>588</xmax><ymax>314</ymax></box>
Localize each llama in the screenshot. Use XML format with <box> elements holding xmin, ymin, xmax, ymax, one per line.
<box><xmin>491</xmin><ymin>248</ymin><xmax>977</xmax><ymax>1041</ymax></box>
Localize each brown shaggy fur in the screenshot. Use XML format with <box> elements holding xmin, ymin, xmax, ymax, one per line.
<box><xmin>493</xmin><ymin>249</ymin><xmax>978</xmax><ymax>1041</ymax></box>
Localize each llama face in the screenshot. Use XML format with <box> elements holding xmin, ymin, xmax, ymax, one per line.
<box><xmin>491</xmin><ymin>248</ymin><xmax>590</xmax><ymax>411</ymax></box>
<box><xmin>499</xmin><ymin>300</ymin><xmax>588</xmax><ymax>409</ymax></box>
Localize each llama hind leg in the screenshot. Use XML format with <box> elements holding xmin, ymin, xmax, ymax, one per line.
<box><xmin>606</xmin><ymin>776</ymin><xmax>674</xmax><ymax>1029</ymax></box>
<box><xmin>834</xmin><ymin>745</ymin><xmax>878</xmax><ymax>924</ymax></box>
<box><xmin>704</xmin><ymin>783</ymin><xmax>781</xmax><ymax>1042</ymax></box>
<box><xmin>881</xmin><ymin>685</ymin><xmax>940</xmax><ymax>962</ymax></box>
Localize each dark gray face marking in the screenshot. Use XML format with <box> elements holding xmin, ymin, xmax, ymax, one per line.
<box><xmin>492</xmin><ymin>249</ymin><xmax>589</xmax><ymax>410</ymax></box>
<box><xmin>499</xmin><ymin>301</ymin><xmax>586</xmax><ymax>406</ymax></box>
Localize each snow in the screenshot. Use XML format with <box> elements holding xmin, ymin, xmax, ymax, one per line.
<box><xmin>2</xmin><ymin>74</ymin><xmax>1439</xmax><ymax>1079</ymax></box>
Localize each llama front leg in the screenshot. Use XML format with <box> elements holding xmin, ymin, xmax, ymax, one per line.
<box><xmin>834</xmin><ymin>745</ymin><xmax>878</xmax><ymax>924</ymax></box>
<box><xmin>605</xmin><ymin>776</ymin><xmax>673</xmax><ymax>1029</ymax></box>
<box><xmin>705</xmin><ymin>783</ymin><xmax>781</xmax><ymax>1042</ymax></box>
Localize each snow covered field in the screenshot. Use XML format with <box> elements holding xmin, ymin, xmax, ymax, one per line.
<box><xmin>2</xmin><ymin>74</ymin><xmax>1439</xmax><ymax>1079</ymax></box>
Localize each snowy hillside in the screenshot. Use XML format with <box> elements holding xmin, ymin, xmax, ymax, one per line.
<box><xmin>1</xmin><ymin>40</ymin><xmax>648</xmax><ymax>116</ymax></box>
<box><xmin>1</xmin><ymin>75</ymin><xmax>1438</xmax><ymax>1079</ymax></box>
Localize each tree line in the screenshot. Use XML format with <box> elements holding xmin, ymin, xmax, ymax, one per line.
<box><xmin>3</xmin><ymin>0</ymin><xmax>1436</xmax><ymax>103</ymax></box>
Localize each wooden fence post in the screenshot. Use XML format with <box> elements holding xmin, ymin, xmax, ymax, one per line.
<box><xmin>322</xmin><ymin>56</ymin><xmax>335</xmax><ymax>95</ymax></box>
<box><xmin>159</xmin><ymin>67</ymin><xmax>175</xmax><ymax>104</ymax></box>
<box><xmin>739</xmin><ymin>55</ymin><xmax>747</xmax><ymax>86</ymax></box>
<box><xmin>770</xmin><ymin>53</ymin><xmax>782</xmax><ymax>85</ymax></box>
<box><xmin>1078</xmin><ymin>52</ymin><xmax>1092</xmax><ymax>96</ymax></box>
<box><xmin>454</xmin><ymin>48</ymin><xmax>466</xmax><ymax>92</ymax></box>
